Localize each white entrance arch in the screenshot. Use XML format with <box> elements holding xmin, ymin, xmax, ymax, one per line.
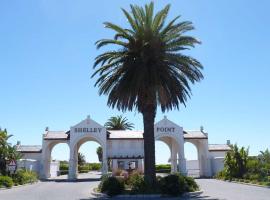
<box><xmin>154</xmin><ymin>117</ymin><xmax>186</xmax><ymax>174</ymax></box>
<box><xmin>40</xmin><ymin>137</ymin><xmax>70</xmax><ymax>179</ymax></box>
<box><xmin>68</xmin><ymin>116</ymin><xmax>108</xmax><ymax>180</ymax></box>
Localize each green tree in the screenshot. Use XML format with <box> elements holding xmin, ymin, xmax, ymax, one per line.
<box><xmin>224</xmin><ymin>144</ymin><xmax>249</xmax><ymax>179</ymax></box>
<box><xmin>92</xmin><ymin>2</ymin><xmax>203</xmax><ymax>183</ymax></box>
<box><xmin>0</xmin><ymin>128</ymin><xmax>21</xmax><ymax>175</ymax></box>
<box><xmin>104</xmin><ymin>115</ymin><xmax>134</xmax><ymax>130</ymax></box>
<box><xmin>96</xmin><ymin>146</ymin><xmax>103</xmax><ymax>162</ymax></box>
<box><xmin>78</xmin><ymin>152</ymin><xmax>86</xmax><ymax>166</ymax></box>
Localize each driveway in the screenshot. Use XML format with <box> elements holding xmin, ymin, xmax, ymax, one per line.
<box><xmin>0</xmin><ymin>172</ymin><xmax>101</xmax><ymax>200</ymax></box>
<box><xmin>1</xmin><ymin>175</ymin><xmax>270</xmax><ymax>200</ymax></box>
<box><xmin>195</xmin><ymin>179</ymin><xmax>270</xmax><ymax>200</ymax></box>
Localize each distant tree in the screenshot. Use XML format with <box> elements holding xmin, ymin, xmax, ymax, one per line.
<box><xmin>224</xmin><ymin>144</ymin><xmax>249</xmax><ymax>179</ymax></box>
<box><xmin>104</xmin><ymin>115</ymin><xmax>134</xmax><ymax>130</ymax></box>
<box><xmin>259</xmin><ymin>149</ymin><xmax>270</xmax><ymax>164</ymax></box>
<box><xmin>78</xmin><ymin>152</ymin><xmax>86</xmax><ymax>166</ymax></box>
<box><xmin>0</xmin><ymin>128</ymin><xmax>21</xmax><ymax>175</ymax></box>
<box><xmin>96</xmin><ymin>146</ymin><xmax>103</xmax><ymax>162</ymax></box>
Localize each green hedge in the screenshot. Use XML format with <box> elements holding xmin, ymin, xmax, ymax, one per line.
<box><xmin>155</xmin><ymin>164</ymin><xmax>171</xmax><ymax>173</ymax></box>
<box><xmin>99</xmin><ymin>176</ymin><xmax>124</xmax><ymax>196</ymax></box>
<box><xmin>13</xmin><ymin>169</ymin><xmax>38</xmax><ymax>185</ymax></box>
<box><xmin>0</xmin><ymin>176</ymin><xmax>13</xmax><ymax>188</ymax></box>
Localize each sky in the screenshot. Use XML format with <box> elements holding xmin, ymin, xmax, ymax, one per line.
<box><xmin>0</xmin><ymin>0</ymin><xmax>270</xmax><ymax>164</ymax></box>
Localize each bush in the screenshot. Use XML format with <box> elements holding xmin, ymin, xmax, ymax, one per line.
<box><xmin>159</xmin><ymin>174</ymin><xmax>185</xmax><ymax>196</ymax></box>
<box><xmin>184</xmin><ymin>176</ymin><xmax>199</xmax><ymax>192</ymax></box>
<box><xmin>13</xmin><ymin>170</ymin><xmax>38</xmax><ymax>185</ymax></box>
<box><xmin>60</xmin><ymin>170</ymin><xmax>69</xmax><ymax>175</ymax></box>
<box><xmin>156</xmin><ymin>164</ymin><xmax>171</xmax><ymax>173</ymax></box>
<box><xmin>99</xmin><ymin>176</ymin><xmax>124</xmax><ymax>196</ymax></box>
<box><xmin>128</xmin><ymin>173</ymin><xmax>150</xmax><ymax>194</ymax></box>
<box><xmin>60</xmin><ymin>163</ymin><xmax>69</xmax><ymax>171</ymax></box>
<box><xmin>78</xmin><ymin>165</ymin><xmax>90</xmax><ymax>173</ymax></box>
<box><xmin>87</xmin><ymin>163</ymin><xmax>101</xmax><ymax>171</ymax></box>
<box><xmin>0</xmin><ymin>176</ymin><xmax>14</xmax><ymax>188</ymax></box>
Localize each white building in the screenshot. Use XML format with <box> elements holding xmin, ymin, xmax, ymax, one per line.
<box><xmin>16</xmin><ymin>116</ymin><xmax>230</xmax><ymax>180</ymax></box>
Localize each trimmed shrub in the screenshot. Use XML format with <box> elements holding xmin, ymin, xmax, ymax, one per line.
<box><xmin>156</xmin><ymin>164</ymin><xmax>171</xmax><ymax>173</ymax></box>
<box><xmin>78</xmin><ymin>165</ymin><xmax>90</xmax><ymax>173</ymax></box>
<box><xmin>99</xmin><ymin>176</ymin><xmax>124</xmax><ymax>196</ymax></box>
<box><xmin>184</xmin><ymin>176</ymin><xmax>199</xmax><ymax>192</ymax></box>
<box><xmin>13</xmin><ymin>170</ymin><xmax>38</xmax><ymax>185</ymax></box>
<box><xmin>60</xmin><ymin>163</ymin><xmax>69</xmax><ymax>171</ymax></box>
<box><xmin>87</xmin><ymin>163</ymin><xmax>101</xmax><ymax>171</ymax></box>
<box><xmin>60</xmin><ymin>170</ymin><xmax>69</xmax><ymax>175</ymax></box>
<box><xmin>0</xmin><ymin>176</ymin><xmax>14</xmax><ymax>188</ymax></box>
<box><xmin>128</xmin><ymin>173</ymin><xmax>149</xmax><ymax>194</ymax></box>
<box><xmin>159</xmin><ymin>174</ymin><xmax>185</xmax><ymax>196</ymax></box>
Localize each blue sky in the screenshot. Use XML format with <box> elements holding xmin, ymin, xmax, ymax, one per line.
<box><xmin>0</xmin><ymin>0</ymin><xmax>269</xmax><ymax>163</ymax></box>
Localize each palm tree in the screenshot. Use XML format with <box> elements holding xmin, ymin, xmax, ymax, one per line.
<box><xmin>92</xmin><ymin>2</ymin><xmax>203</xmax><ymax>183</ymax></box>
<box><xmin>96</xmin><ymin>146</ymin><xmax>103</xmax><ymax>162</ymax></box>
<box><xmin>104</xmin><ymin>115</ymin><xmax>134</xmax><ymax>130</ymax></box>
<box><xmin>78</xmin><ymin>152</ymin><xmax>86</xmax><ymax>166</ymax></box>
<box><xmin>0</xmin><ymin>128</ymin><xmax>21</xmax><ymax>175</ymax></box>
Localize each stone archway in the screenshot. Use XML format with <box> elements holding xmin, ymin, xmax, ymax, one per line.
<box><xmin>155</xmin><ymin>135</ymin><xmax>180</xmax><ymax>173</ymax></box>
<box><xmin>184</xmin><ymin>138</ymin><xmax>211</xmax><ymax>177</ymax></box>
<box><xmin>40</xmin><ymin>139</ymin><xmax>70</xmax><ymax>179</ymax></box>
<box><xmin>68</xmin><ymin>116</ymin><xmax>108</xmax><ymax>180</ymax></box>
<box><xmin>154</xmin><ymin>117</ymin><xmax>186</xmax><ymax>175</ymax></box>
<box><xmin>68</xmin><ymin>135</ymin><xmax>107</xmax><ymax>179</ymax></box>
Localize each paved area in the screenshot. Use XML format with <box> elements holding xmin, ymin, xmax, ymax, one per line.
<box><xmin>1</xmin><ymin>175</ymin><xmax>270</xmax><ymax>200</ymax></box>
<box><xmin>0</xmin><ymin>172</ymin><xmax>101</xmax><ymax>200</ymax></box>
<box><xmin>195</xmin><ymin>179</ymin><xmax>270</xmax><ymax>200</ymax></box>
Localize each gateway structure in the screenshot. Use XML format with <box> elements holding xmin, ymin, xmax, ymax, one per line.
<box><xmin>16</xmin><ymin>116</ymin><xmax>230</xmax><ymax>179</ymax></box>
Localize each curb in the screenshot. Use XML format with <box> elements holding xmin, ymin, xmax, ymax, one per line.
<box><xmin>221</xmin><ymin>180</ymin><xmax>270</xmax><ymax>189</ymax></box>
<box><xmin>91</xmin><ymin>190</ymin><xmax>203</xmax><ymax>198</ymax></box>
<box><xmin>0</xmin><ymin>181</ymin><xmax>39</xmax><ymax>191</ymax></box>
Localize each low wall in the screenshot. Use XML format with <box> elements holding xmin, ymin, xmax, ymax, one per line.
<box><xmin>211</xmin><ymin>157</ymin><xmax>224</xmax><ymax>175</ymax></box>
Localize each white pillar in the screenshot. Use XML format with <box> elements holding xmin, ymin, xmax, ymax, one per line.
<box><xmin>138</xmin><ymin>159</ymin><xmax>144</xmax><ymax>173</ymax></box>
<box><xmin>68</xmin><ymin>144</ymin><xmax>78</xmax><ymax>180</ymax></box>
<box><xmin>178</xmin><ymin>140</ymin><xmax>187</xmax><ymax>175</ymax></box>
<box><xmin>112</xmin><ymin>159</ymin><xmax>118</xmax><ymax>172</ymax></box>
<box><xmin>171</xmin><ymin>141</ymin><xmax>178</xmax><ymax>173</ymax></box>
<box><xmin>198</xmin><ymin>141</ymin><xmax>211</xmax><ymax>177</ymax></box>
<box><xmin>40</xmin><ymin>142</ymin><xmax>51</xmax><ymax>179</ymax></box>
<box><xmin>102</xmin><ymin>152</ymin><xmax>108</xmax><ymax>174</ymax></box>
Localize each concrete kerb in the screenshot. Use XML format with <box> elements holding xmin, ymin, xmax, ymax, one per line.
<box><xmin>223</xmin><ymin>180</ymin><xmax>270</xmax><ymax>189</ymax></box>
<box><xmin>0</xmin><ymin>181</ymin><xmax>40</xmax><ymax>191</ymax></box>
<box><xmin>91</xmin><ymin>190</ymin><xmax>203</xmax><ymax>198</ymax></box>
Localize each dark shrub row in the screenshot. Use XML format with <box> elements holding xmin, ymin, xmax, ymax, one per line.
<box><xmin>98</xmin><ymin>172</ymin><xmax>199</xmax><ymax>196</ymax></box>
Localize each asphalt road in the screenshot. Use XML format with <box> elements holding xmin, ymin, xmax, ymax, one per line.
<box><xmin>195</xmin><ymin>179</ymin><xmax>270</xmax><ymax>200</ymax></box>
<box><xmin>1</xmin><ymin>174</ymin><xmax>270</xmax><ymax>200</ymax></box>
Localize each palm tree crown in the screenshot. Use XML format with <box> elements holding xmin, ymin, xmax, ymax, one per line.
<box><xmin>104</xmin><ymin>115</ymin><xmax>134</xmax><ymax>130</ymax></box>
<box><xmin>92</xmin><ymin>2</ymin><xmax>203</xmax><ymax>113</ymax></box>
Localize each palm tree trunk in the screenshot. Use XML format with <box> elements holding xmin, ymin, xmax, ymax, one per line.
<box><xmin>142</xmin><ymin>105</ymin><xmax>156</xmax><ymax>184</ymax></box>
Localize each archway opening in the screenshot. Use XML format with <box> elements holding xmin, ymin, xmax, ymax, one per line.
<box><xmin>184</xmin><ymin>142</ymin><xmax>200</xmax><ymax>177</ymax></box>
<box><xmin>76</xmin><ymin>139</ymin><xmax>103</xmax><ymax>179</ymax></box>
<box><xmin>155</xmin><ymin>136</ymin><xmax>174</xmax><ymax>175</ymax></box>
<box><xmin>50</xmin><ymin>143</ymin><xmax>70</xmax><ymax>179</ymax></box>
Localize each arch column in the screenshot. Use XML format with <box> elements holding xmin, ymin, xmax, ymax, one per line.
<box><xmin>101</xmin><ymin>143</ymin><xmax>108</xmax><ymax>174</ymax></box>
<box><xmin>170</xmin><ymin>140</ymin><xmax>178</xmax><ymax>173</ymax></box>
<box><xmin>68</xmin><ymin>143</ymin><xmax>78</xmax><ymax>180</ymax></box>
<box><xmin>178</xmin><ymin>139</ymin><xmax>186</xmax><ymax>175</ymax></box>
<box><xmin>198</xmin><ymin>140</ymin><xmax>211</xmax><ymax>177</ymax></box>
<box><xmin>40</xmin><ymin>141</ymin><xmax>52</xmax><ymax>179</ymax></box>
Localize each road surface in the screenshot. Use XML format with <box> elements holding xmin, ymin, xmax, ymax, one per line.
<box><xmin>1</xmin><ymin>174</ymin><xmax>270</xmax><ymax>200</ymax></box>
